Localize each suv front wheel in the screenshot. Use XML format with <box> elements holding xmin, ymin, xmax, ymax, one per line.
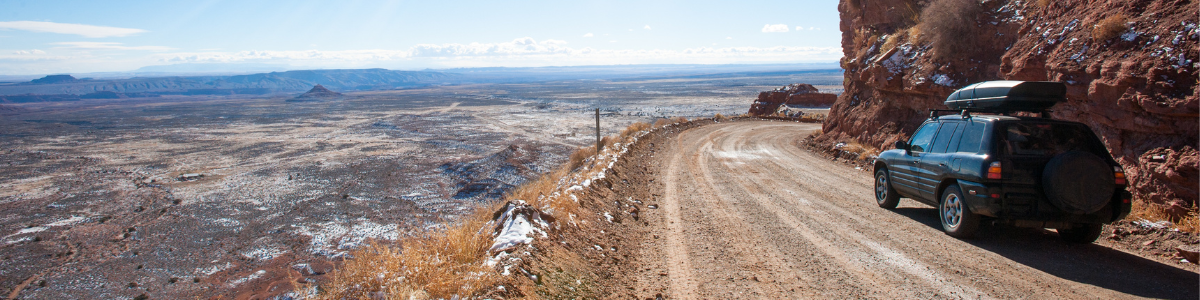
<box><xmin>874</xmin><ymin>168</ymin><xmax>900</xmax><ymax>209</ymax></box>
<box><xmin>940</xmin><ymin>184</ymin><xmax>980</xmax><ymax>238</ymax></box>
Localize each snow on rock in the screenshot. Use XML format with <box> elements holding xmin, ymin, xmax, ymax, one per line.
<box><xmin>488</xmin><ymin>200</ymin><xmax>552</xmax><ymax>254</ymax></box>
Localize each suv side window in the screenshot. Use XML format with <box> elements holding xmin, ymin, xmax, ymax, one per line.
<box><xmin>909</xmin><ymin>122</ymin><xmax>941</xmax><ymax>153</ymax></box>
<box><xmin>957</xmin><ymin>121</ymin><xmax>984</xmax><ymax>153</ymax></box>
<box><xmin>931</xmin><ymin>122</ymin><xmax>961</xmax><ymax>153</ymax></box>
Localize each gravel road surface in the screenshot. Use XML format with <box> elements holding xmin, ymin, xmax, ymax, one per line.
<box><xmin>627</xmin><ymin>120</ymin><xmax>1197</xmax><ymax>299</ymax></box>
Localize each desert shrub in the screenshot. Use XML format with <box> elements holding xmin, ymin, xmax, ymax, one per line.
<box><xmin>620</xmin><ymin>121</ymin><xmax>651</xmax><ymax>137</ymax></box>
<box><xmin>1092</xmin><ymin>15</ymin><xmax>1128</xmax><ymax>41</ymax></box>
<box><xmin>917</xmin><ymin>0</ymin><xmax>983</xmax><ymax>60</ymax></box>
<box><xmin>714</xmin><ymin>113</ymin><xmax>726</xmax><ymax>121</ymax></box>
<box><xmin>567</xmin><ymin>146</ymin><xmax>597</xmax><ymax>170</ymax></box>
<box><xmin>672</xmin><ymin>116</ymin><xmax>688</xmax><ymax>124</ymax></box>
<box><xmin>652</xmin><ymin>118</ymin><xmax>672</xmax><ymax>128</ymax></box>
<box><xmin>600</xmin><ymin>135</ymin><xmax>617</xmax><ymax>150</ymax></box>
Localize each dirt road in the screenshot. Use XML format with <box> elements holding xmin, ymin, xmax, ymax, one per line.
<box><xmin>628</xmin><ymin>120</ymin><xmax>1197</xmax><ymax>299</ymax></box>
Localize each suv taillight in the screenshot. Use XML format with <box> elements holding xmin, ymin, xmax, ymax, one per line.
<box><xmin>1114</xmin><ymin>166</ymin><xmax>1126</xmax><ymax>185</ymax></box>
<box><xmin>987</xmin><ymin>161</ymin><xmax>1002</xmax><ymax>179</ymax></box>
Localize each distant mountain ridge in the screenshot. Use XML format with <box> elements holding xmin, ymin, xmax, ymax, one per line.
<box><xmin>0</xmin><ymin>69</ymin><xmax>456</xmax><ymax>96</ymax></box>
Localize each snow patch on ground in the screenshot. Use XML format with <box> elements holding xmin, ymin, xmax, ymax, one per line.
<box><xmin>489</xmin><ymin>201</ymin><xmax>549</xmax><ymax>254</ymax></box>
<box><xmin>228</xmin><ymin>269</ymin><xmax>266</xmax><ymax>287</ymax></box>
<box><xmin>294</xmin><ymin>219</ymin><xmax>398</xmax><ymax>257</ymax></box>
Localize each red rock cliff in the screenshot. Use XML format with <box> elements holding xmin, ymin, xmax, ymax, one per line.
<box><xmin>823</xmin><ymin>0</ymin><xmax>1198</xmax><ymax>211</ymax></box>
<box><xmin>748</xmin><ymin>84</ymin><xmax>838</xmax><ymax>116</ymax></box>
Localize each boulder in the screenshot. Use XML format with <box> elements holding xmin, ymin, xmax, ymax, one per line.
<box><xmin>748</xmin><ymin>84</ymin><xmax>837</xmax><ymax>116</ymax></box>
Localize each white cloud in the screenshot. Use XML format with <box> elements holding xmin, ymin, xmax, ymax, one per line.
<box><xmin>157</xmin><ymin>38</ymin><xmax>841</xmax><ymax>67</ymax></box>
<box><xmin>408</xmin><ymin>37</ymin><xmax>571</xmax><ymax>57</ymax></box>
<box><xmin>726</xmin><ymin>37</ymin><xmax>733</xmax><ymax>39</ymax></box>
<box><xmin>795</xmin><ymin>26</ymin><xmax>804</xmax><ymax>31</ymax></box>
<box><xmin>644</xmin><ymin>25</ymin><xmax>652</xmax><ymax>30</ymax></box>
<box><xmin>762</xmin><ymin>24</ymin><xmax>789</xmax><ymax>33</ymax></box>
<box><xmin>0</xmin><ymin>37</ymin><xmax>842</xmax><ymax>74</ymax></box>
<box><xmin>12</xmin><ymin>49</ymin><xmax>46</xmax><ymax>55</ymax></box>
<box><xmin>811</xmin><ymin>27</ymin><xmax>817</xmax><ymax>30</ymax></box>
<box><xmin>0</xmin><ymin>21</ymin><xmax>146</xmax><ymax>38</ymax></box>
<box><xmin>51</xmin><ymin>42</ymin><xmax>173</xmax><ymax>51</ymax></box>
<box><xmin>583</xmin><ymin>33</ymin><xmax>593</xmax><ymax>37</ymax></box>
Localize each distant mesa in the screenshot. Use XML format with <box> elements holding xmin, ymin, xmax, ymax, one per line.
<box><xmin>747</xmin><ymin>83</ymin><xmax>837</xmax><ymax>116</ymax></box>
<box><xmin>291</xmin><ymin>84</ymin><xmax>343</xmax><ymax>101</ymax></box>
<box><xmin>31</xmin><ymin>75</ymin><xmax>82</xmax><ymax>85</ymax></box>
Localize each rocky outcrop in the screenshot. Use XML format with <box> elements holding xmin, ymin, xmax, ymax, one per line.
<box><xmin>748</xmin><ymin>83</ymin><xmax>838</xmax><ymax>116</ymax></box>
<box><xmin>293</xmin><ymin>84</ymin><xmax>342</xmax><ymax>100</ymax></box>
<box><xmin>825</xmin><ymin>0</ymin><xmax>1197</xmax><ymax>210</ymax></box>
<box><xmin>30</xmin><ymin>75</ymin><xmax>81</xmax><ymax>84</ymax></box>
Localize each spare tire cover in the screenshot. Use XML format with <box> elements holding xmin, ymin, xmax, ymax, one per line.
<box><xmin>1042</xmin><ymin>150</ymin><xmax>1114</xmax><ymax>214</ymax></box>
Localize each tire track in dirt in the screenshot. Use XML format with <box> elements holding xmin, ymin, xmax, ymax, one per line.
<box><xmin>629</xmin><ymin>120</ymin><xmax>1198</xmax><ymax>300</ymax></box>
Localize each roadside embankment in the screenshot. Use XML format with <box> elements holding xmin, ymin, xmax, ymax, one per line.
<box><xmin>305</xmin><ymin>115</ymin><xmax>816</xmax><ymax>299</ymax></box>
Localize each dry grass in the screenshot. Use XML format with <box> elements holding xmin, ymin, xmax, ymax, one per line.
<box><xmin>714</xmin><ymin>113</ymin><xmax>727</xmax><ymax>121</ymax></box>
<box><xmin>567</xmin><ymin>146</ymin><xmax>597</xmax><ymax>171</ymax></box>
<box><xmin>917</xmin><ymin>0</ymin><xmax>983</xmax><ymax>60</ymax></box>
<box><xmin>620</xmin><ymin>121</ymin><xmax>651</xmax><ymax>137</ymax></box>
<box><xmin>1034</xmin><ymin>0</ymin><xmax>1052</xmax><ymax>8</ymax></box>
<box><xmin>1092</xmin><ymin>15</ymin><xmax>1128</xmax><ymax>41</ymax></box>
<box><xmin>839</xmin><ymin>140</ymin><xmax>880</xmax><ymax>161</ymax></box>
<box><xmin>1128</xmin><ymin>200</ymin><xmax>1199</xmax><ymax>234</ymax></box>
<box><xmin>798</xmin><ymin>112</ymin><xmax>826</xmax><ymax>123</ymax></box>
<box><xmin>652</xmin><ymin>118</ymin><xmax>672</xmax><ymax>128</ymax></box>
<box><xmin>880</xmin><ymin>31</ymin><xmax>906</xmax><ymax>54</ymax></box>
<box><xmin>315</xmin><ymin>206</ymin><xmax>499</xmax><ymax>299</ymax></box>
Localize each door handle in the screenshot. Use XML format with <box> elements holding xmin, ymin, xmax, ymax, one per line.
<box><xmin>939</xmin><ymin>163</ymin><xmax>947</xmax><ymax>167</ymax></box>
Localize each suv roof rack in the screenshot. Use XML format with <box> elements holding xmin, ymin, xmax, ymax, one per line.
<box><xmin>928</xmin><ymin>108</ymin><xmax>1053</xmax><ymax>120</ymax></box>
<box><xmin>943</xmin><ymin>81</ymin><xmax>1065</xmax><ymax>115</ymax></box>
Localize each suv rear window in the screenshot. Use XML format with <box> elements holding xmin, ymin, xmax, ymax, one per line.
<box><xmin>998</xmin><ymin>122</ymin><xmax>1106</xmax><ymax>157</ymax></box>
<box><xmin>957</xmin><ymin>121</ymin><xmax>984</xmax><ymax>153</ymax></box>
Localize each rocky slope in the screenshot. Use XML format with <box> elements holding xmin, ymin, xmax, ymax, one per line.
<box><xmin>822</xmin><ymin>0</ymin><xmax>1197</xmax><ymax>212</ymax></box>
<box><xmin>747</xmin><ymin>83</ymin><xmax>838</xmax><ymax>116</ymax></box>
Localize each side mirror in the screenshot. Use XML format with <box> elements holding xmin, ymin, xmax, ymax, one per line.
<box><xmin>894</xmin><ymin>140</ymin><xmax>909</xmax><ymax>151</ymax></box>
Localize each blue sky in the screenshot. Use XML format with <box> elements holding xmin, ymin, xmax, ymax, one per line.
<box><xmin>0</xmin><ymin>0</ymin><xmax>842</xmax><ymax>75</ymax></box>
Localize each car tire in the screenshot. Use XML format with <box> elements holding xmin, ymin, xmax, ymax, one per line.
<box><xmin>939</xmin><ymin>184</ymin><xmax>980</xmax><ymax>238</ymax></box>
<box><xmin>874</xmin><ymin>168</ymin><xmax>900</xmax><ymax>209</ymax></box>
<box><xmin>1058</xmin><ymin>223</ymin><xmax>1103</xmax><ymax>244</ymax></box>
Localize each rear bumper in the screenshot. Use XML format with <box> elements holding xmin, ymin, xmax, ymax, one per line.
<box><xmin>957</xmin><ymin>179</ymin><xmax>1132</xmax><ymax>224</ymax></box>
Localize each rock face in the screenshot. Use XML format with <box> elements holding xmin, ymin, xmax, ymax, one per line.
<box><xmin>825</xmin><ymin>0</ymin><xmax>1198</xmax><ymax>210</ymax></box>
<box><xmin>748</xmin><ymin>84</ymin><xmax>838</xmax><ymax>116</ymax></box>
<box><xmin>294</xmin><ymin>84</ymin><xmax>342</xmax><ymax>99</ymax></box>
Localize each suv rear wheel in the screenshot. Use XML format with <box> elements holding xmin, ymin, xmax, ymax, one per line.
<box><xmin>940</xmin><ymin>184</ymin><xmax>980</xmax><ymax>238</ymax></box>
<box><xmin>874</xmin><ymin>168</ymin><xmax>900</xmax><ymax>209</ymax></box>
<box><xmin>1058</xmin><ymin>223</ymin><xmax>1103</xmax><ymax>243</ymax></box>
